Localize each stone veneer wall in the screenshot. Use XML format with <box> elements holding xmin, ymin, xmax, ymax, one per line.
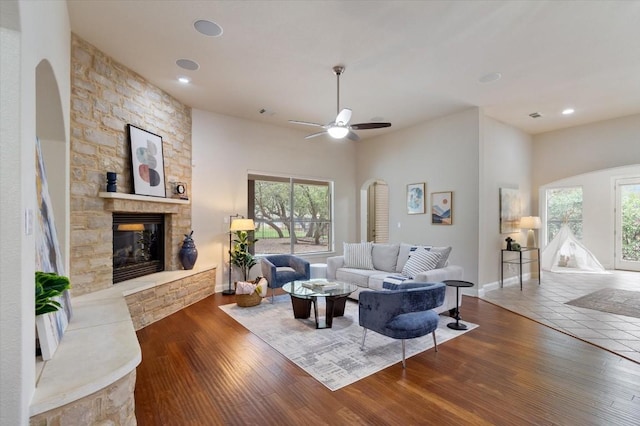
<box><xmin>125</xmin><ymin>269</ymin><xmax>216</xmax><ymax>330</ymax></box>
<box><xmin>70</xmin><ymin>34</ymin><xmax>192</xmax><ymax>296</ymax></box>
<box><xmin>29</xmin><ymin>371</ymin><xmax>137</xmax><ymax>426</ymax></box>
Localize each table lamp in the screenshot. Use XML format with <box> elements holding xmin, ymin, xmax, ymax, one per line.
<box><xmin>224</xmin><ymin>215</ymin><xmax>256</xmax><ymax>295</ymax></box>
<box><xmin>520</xmin><ymin>216</ymin><xmax>541</xmax><ymax>248</ymax></box>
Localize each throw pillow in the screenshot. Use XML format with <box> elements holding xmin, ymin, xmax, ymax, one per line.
<box><xmin>343</xmin><ymin>242</ymin><xmax>374</xmax><ymax>270</ymax></box>
<box><xmin>430</xmin><ymin>246</ymin><xmax>452</xmax><ymax>269</ymax></box>
<box><xmin>401</xmin><ymin>248</ymin><xmax>441</xmax><ymax>279</ymax></box>
<box><xmin>372</xmin><ymin>243</ymin><xmax>400</xmax><ymax>272</ymax></box>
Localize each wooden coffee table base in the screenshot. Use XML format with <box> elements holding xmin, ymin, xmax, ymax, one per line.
<box><xmin>289</xmin><ymin>295</ymin><xmax>349</xmax><ymax>329</ymax></box>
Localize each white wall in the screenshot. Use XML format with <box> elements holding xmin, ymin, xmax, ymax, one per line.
<box><xmin>0</xmin><ymin>1</ymin><xmax>70</xmax><ymax>424</ymax></box>
<box><xmin>355</xmin><ymin>108</ymin><xmax>481</xmax><ymax>289</ymax></box>
<box><xmin>191</xmin><ymin>109</ymin><xmax>358</xmax><ymax>290</ymax></box>
<box><xmin>539</xmin><ymin>164</ymin><xmax>640</xmax><ymax>269</ymax></box>
<box><xmin>479</xmin><ymin>115</ymin><xmax>533</xmax><ymax>288</ymax></box>
<box><xmin>533</xmin><ymin>114</ymin><xmax>640</xmax><ymax>191</ymax></box>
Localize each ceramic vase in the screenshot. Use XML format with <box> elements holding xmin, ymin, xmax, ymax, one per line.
<box><xmin>179</xmin><ymin>231</ymin><xmax>198</xmax><ymax>270</ymax></box>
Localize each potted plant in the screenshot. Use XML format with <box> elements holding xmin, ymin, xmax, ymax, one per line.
<box><xmin>36</xmin><ymin>271</ymin><xmax>70</xmax><ymax>315</ymax></box>
<box><xmin>35</xmin><ymin>271</ymin><xmax>71</xmax><ymax>359</ymax></box>
<box><xmin>229</xmin><ymin>230</ymin><xmax>258</xmax><ymax>281</ymax></box>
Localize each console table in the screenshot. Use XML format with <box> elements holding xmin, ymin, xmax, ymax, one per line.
<box><xmin>500</xmin><ymin>247</ymin><xmax>541</xmax><ymax>290</ymax></box>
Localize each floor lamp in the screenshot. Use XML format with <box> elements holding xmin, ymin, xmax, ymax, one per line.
<box><xmin>223</xmin><ymin>214</ymin><xmax>256</xmax><ymax>295</ymax></box>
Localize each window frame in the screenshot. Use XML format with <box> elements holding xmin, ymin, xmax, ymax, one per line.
<box><xmin>248</xmin><ymin>173</ymin><xmax>334</xmax><ymax>255</ymax></box>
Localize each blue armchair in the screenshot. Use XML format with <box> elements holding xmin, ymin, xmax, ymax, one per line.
<box><xmin>359</xmin><ymin>282</ymin><xmax>446</xmax><ymax>368</ymax></box>
<box><xmin>260</xmin><ymin>255</ymin><xmax>310</xmax><ymax>300</ymax></box>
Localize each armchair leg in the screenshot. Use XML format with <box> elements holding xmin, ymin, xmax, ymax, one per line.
<box><xmin>432</xmin><ymin>331</ymin><xmax>438</xmax><ymax>352</ymax></box>
<box><xmin>401</xmin><ymin>340</ymin><xmax>406</xmax><ymax>369</ymax></box>
<box><xmin>360</xmin><ymin>329</ymin><xmax>367</xmax><ymax>351</ymax></box>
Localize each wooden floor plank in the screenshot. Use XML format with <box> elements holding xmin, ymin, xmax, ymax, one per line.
<box><xmin>135</xmin><ymin>293</ymin><xmax>640</xmax><ymax>425</ymax></box>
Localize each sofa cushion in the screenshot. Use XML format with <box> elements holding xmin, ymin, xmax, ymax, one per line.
<box><xmin>343</xmin><ymin>242</ymin><xmax>374</xmax><ymax>270</ymax></box>
<box><xmin>336</xmin><ymin>268</ymin><xmax>379</xmax><ymax>288</ymax></box>
<box><xmin>430</xmin><ymin>246</ymin><xmax>452</xmax><ymax>268</ymax></box>
<box><xmin>402</xmin><ymin>248</ymin><xmax>441</xmax><ymax>279</ymax></box>
<box><xmin>372</xmin><ymin>243</ymin><xmax>400</xmax><ymax>272</ymax></box>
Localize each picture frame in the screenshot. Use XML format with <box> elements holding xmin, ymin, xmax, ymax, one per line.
<box><xmin>500</xmin><ymin>187</ymin><xmax>521</xmax><ymax>233</ymax></box>
<box><xmin>431</xmin><ymin>191</ymin><xmax>453</xmax><ymax>225</ymax></box>
<box><xmin>128</xmin><ymin>124</ymin><xmax>166</xmax><ymax>197</ymax></box>
<box><xmin>407</xmin><ymin>182</ymin><xmax>426</xmax><ymax>214</ymax></box>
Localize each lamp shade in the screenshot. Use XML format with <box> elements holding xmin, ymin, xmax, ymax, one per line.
<box><xmin>519</xmin><ymin>216</ymin><xmax>541</xmax><ymax>230</ymax></box>
<box><xmin>230</xmin><ymin>218</ymin><xmax>255</xmax><ymax>232</ymax></box>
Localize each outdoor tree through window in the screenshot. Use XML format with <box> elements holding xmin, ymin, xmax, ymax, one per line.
<box><xmin>249</xmin><ymin>174</ymin><xmax>332</xmax><ymax>255</ymax></box>
<box><xmin>545</xmin><ymin>186</ymin><xmax>583</xmax><ymax>243</ymax></box>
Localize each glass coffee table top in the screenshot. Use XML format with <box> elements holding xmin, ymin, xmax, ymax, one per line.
<box><xmin>282</xmin><ymin>280</ymin><xmax>358</xmax><ymax>298</ymax></box>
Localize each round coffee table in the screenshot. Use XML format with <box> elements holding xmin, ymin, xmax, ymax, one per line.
<box><xmin>282</xmin><ymin>280</ymin><xmax>357</xmax><ymax>329</ymax></box>
<box><xmin>443</xmin><ymin>280</ymin><xmax>474</xmax><ymax>330</ymax></box>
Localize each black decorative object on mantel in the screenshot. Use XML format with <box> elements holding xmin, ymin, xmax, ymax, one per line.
<box><xmin>505</xmin><ymin>236</ymin><xmax>513</xmax><ymax>251</ymax></box>
<box><xmin>179</xmin><ymin>231</ymin><xmax>198</xmax><ymax>270</ymax></box>
<box><xmin>106</xmin><ymin>172</ymin><xmax>117</xmax><ymax>192</ymax></box>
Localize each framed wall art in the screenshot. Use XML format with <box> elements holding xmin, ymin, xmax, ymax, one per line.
<box><xmin>431</xmin><ymin>191</ymin><xmax>453</xmax><ymax>225</ymax></box>
<box><xmin>407</xmin><ymin>182</ymin><xmax>425</xmax><ymax>214</ymax></box>
<box><xmin>500</xmin><ymin>187</ymin><xmax>521</xmax><ymax>233</ymax></box>
<box><xmin>128</xmin><ymin>124</ymin><xmax>166</xmax><ymax>197</ymax></box>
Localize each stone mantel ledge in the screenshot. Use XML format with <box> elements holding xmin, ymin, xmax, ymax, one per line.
<box><xmin>30</xmin><ymin>265</ymin><xmax>216</xmax><ymax>416</ymax></box>
<box><xmin>98</xmin><ymin>191</ymin><xmax>189</xmax><ymax>205</ymax></box>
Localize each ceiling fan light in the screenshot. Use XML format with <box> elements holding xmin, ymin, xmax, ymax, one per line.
<box><xmin>327</xmin><ymin>126</ymin><xmax>349</xmax><ymax>139</ymax></box>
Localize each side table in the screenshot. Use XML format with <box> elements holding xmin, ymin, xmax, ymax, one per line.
<box><xmin>500</xmin><ymin>247</ymin><xmax>541</xmax><ymax>290</ymax></box>
<box><xmin>443</xmin><ymin>280</ymin><xmax>474</xmax><ymax>330</ymax></box>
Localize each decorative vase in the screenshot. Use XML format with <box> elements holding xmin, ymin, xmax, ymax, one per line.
<box><xmin>106</xmin><ymin>172</ymin><xmax>117</xmax><ymax>192</ymax></box>
<box><xmin>179</xmin><ymin>231</ymin><xmax>198</xmax><ymax>270</ymax></box>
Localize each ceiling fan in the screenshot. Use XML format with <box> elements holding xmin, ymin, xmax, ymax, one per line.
<box><xmin>289</xmin><ymin>65</ymin><xmax>391</xmax><ymax>141</ymax></box>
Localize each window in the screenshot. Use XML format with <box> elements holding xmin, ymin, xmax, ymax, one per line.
<box><xmin>249</xmin><ymin>174</ymin><xmax>333</xmax><ymax>255</ymax></box>
<box><xmin>545</xmin><ymin>186</ymin><xmax>583</xmax><ymax>243</ymax></box>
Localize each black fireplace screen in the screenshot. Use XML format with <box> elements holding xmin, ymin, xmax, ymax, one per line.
<box><xmin>112</xmin><ymin>213</ymin><xmax>164</xmax><ymax>283</ymax></box>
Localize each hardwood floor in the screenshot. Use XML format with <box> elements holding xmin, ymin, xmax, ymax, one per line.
<box><xmin>135</xmin><ymin>293</ymin><xmax>640</xmax><ymax>425</ymax></box>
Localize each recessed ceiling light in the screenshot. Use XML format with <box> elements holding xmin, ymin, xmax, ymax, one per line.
<box><xmin>562</xmin><ymin>108</ymin><xmax>575</xmax><ymax>115</ymax></box>
<box><xmin>478</xmin><ymin>72</ymin><xmax>502</xmax><ymax>83</ymax></box>
<box><xmin>194</xmin><ymin>19</ymin><xmax>223</xmax><ymax>37</ymax></box>
<box><xmin>177</xmin><ymin>76</ymin><xmax>190</xmax><ymax>84</ymax></box>
<box><xmin>176</xmin><ymin>59</ymin><xmax>199</xmax><ymax>71</ymax></box>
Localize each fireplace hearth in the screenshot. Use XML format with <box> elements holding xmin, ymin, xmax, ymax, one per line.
<box><xmin>112</xmin><ymin>213</ymin><xmax>164</xmax><ymax>283</ymax></box>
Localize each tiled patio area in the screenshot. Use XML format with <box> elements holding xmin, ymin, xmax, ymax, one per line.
<box><xmin>481</xmin><ymin>270</ymin><xmax>640</xmax><ymax>364</ymax></box>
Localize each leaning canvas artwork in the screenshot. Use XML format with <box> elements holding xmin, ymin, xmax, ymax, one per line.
<box><xmin>35</xmin><ymin>137</ymin><xmax>72</xmax><ymax>360</ymax></box>
<box><xmin>500</xmin><ymin>187</ymin><xmax>521</xmax><ymax>234</ymax></box>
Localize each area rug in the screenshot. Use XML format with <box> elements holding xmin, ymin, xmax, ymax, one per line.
<box><xmin>566</xmin><ymin>289</ymin><xmax>640</xmax><ymax>319</ymax></box>
<box><xmin>219</xmin><ymin>296</ymin><xmax>477</xmax><ymax>391</ymax></box>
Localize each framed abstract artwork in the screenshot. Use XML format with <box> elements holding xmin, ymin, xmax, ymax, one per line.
<box><xmin>500</xmin><ymin>187</ymin><xmax>521</xmax><ymax>233</ymax></box>
<box><xmin>128</xmin><ymin>124</ymin><xmax>166</xmax><ymax>197</ymax></box>
<box><xmin>407</xmin><ymin>182</ymin><xmax>426</xmax><ymax>214</ymax></box>
<box><xmin>431</xmin><ymin>191</ymin><xmax>453</xmax><ymax>225</ymax></box>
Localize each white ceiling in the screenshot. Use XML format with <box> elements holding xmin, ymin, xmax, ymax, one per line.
<box><xmin>67</xmin><ymin>1</ymin><xmax>640</xmax><ymax>139</ymax></box>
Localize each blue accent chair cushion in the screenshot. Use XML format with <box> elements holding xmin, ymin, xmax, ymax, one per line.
<box><xmin>260</xmin><ymin>255</ymin><xmax>310</xmax><ymax>290</ymax></box>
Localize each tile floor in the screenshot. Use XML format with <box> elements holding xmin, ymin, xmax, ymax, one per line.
<box><xmin>481</xmin><ymin>269</ymin><xmax>640</xmax><ymax>364</ymax></box>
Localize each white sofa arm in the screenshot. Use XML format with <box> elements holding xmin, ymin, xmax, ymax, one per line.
<box><xmin>414</xmin><ymin>265</ymin><xmax>464</xmax><ymax>283</ymax></box>
<box><xmin>326</xmin><ymin>256</ymin><xmax>345</xmax><ymax>280</ymax></box>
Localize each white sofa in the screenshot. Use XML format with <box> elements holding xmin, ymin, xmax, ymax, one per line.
<box><xmin>326</xmin><ymin>242</ymin><xmax>464</xmax><ymax>314</ymax></box>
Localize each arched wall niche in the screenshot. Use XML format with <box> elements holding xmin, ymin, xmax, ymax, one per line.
<box><xmin>359</xmin><ymin>178</ymin><xmax>389</xmax><ymax>243</ymax></box>
<box><xmin>35</xmin><ymin>59</ymin><xmax>68</xmax><ymax>269</ymax></box>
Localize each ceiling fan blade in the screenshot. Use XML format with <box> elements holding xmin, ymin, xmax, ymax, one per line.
<box><xmin>289</xmin><ymin>120</ymin><xmax>325</xmax><ymax>128</ymax></box>
<box><xmin>350</xmin><ymin>122</ymin><xmax>392</xmax><ymax>130</ymax></box>
<box><xmin>305</xmin><ymin>131</ymin><xmax>328</xmax><ymax>139</ymax></box>
<box><xmin>347</xmin><ymin>131</ymin><xmax>360</xmax><ymax>141</ymax></box>
<box><xmin>335</xmin><ymin>108</ymin><xmax>352</xmax><ymax>126</ymax></box>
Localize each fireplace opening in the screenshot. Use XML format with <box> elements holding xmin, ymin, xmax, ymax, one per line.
<box><xmin>113</xmin><ymin>213</ymin><xmax>164</xmax><ymax>283</ymax></box>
